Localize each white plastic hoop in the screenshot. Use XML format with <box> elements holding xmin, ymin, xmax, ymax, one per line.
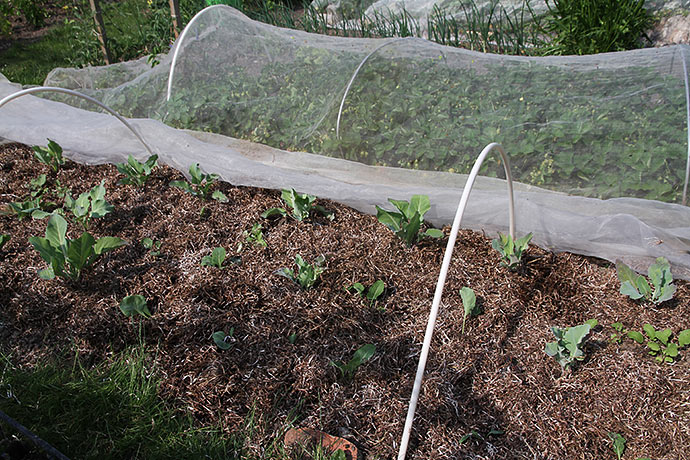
<box><xmin>0</xmin><ymin>87</ymin><xmax>155</xmax><ymax>157</ymax></box>
<box><xmin>397</xmin><ymin>142</ymin><xmax>516</xmax><ymax>460</ymax></box>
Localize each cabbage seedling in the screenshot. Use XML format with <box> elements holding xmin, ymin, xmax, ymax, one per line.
<box><xmin>238</xmin><ymin>223</ymin><xmax>267</xmax><ymax>252</ymax></box>
<box><xmin>116</xmin><ymin>154</ymin><xmax>158</xmax><ymax>186</ymax></box>
<box><xmin>29</xmin><ymin>214</ymin><xmax>125</xmax><ymax>280</ymax></box>
<box><xmin>200</xmin><ymin>247</ymin><xmax>240</xmax><ymax>269</ymax></box>
<box><xmin>276</xmin><ymin>254</ymin><xmax>325</xmax><ymax>289</ymax></box>
<box><xmin>617</xmin><ymin>257</ymin><xmax>676</xmax><ymax>304</ymax></box>
<box><xmin>347</xmin><ymin>280</ymin><xmax>386</xmax><ymax>307</ymax></box>
<box><xmin>460</xmin><ymin>287</ymin><xmax>480</xmax><ymax>334</ymax></box>
<box><xmin>212</xmin><ymin>328</ymin><xmax>234</xmax><ymax>350</ymax></box>
<box><xmin>63</xmin><ymin>181</ymin><xmax>114</xmax><ymax>230</ymax></box>
<box><xmin>120</xmin><ymin>295</ymin><xmax>151</xmax><ymax>318</ymax></box>
<box><xmin>608</xmin><ymin>432</ymin><xmax>625</xmax><ymax>460</ymax></box>
<box><xmin>330</xmin><ymin>343</ymin><xmax>376</xmax><ymax>381</ymax></box>
<box><xmin>544</xmin><ymin>319</ymin><xmax>596</xmax><ymax>369</ymax></box>
<box><xmin>33</xmin><ymin>139</ymin><xmax>64</xmax><ymax>173</ymax></box>
<box><xmin>376</xmin><ymin>194</ymin><xmax>443</xmax><ymax>246</ymax></box>
<box><xmin>170</xmin><ymin>163</ymin><xmax>228</xmax><ymax>202</ymax></box>
<box><xmin>643</xmin><ymin>324</ymin><xmax>678</xmax><ymax>363</ymax></box>
<box><xmin>141</xmin><ymin>237</ymin><xmax>161</xmax><ymax>256</ymax></box>
<box><xmin>491</xmin><ymin>232</ymin><xmax>532</xmax><ymax>270</ymax></box>
<box><xmin>610</xmin><ymin>322</ymin><xmax>644</xmax><ymax>344</ymax></box>
<box><xmin>261</xmin><ymin>189</ymin><xmax>333</xmax><ymax>221</ymax></box>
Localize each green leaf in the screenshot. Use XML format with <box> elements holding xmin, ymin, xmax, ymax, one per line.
<box><xmin>424</xmin><ymin>228</ymin><xmax>444</xmax><ymax>238</ymax></box>
<box><xmin>620</xmin><ymin>280</ymin><xmax>643</xmax><ymax>300</ymax></box>
<box><xmin>120</xmin><ymin>295</ymin><xmax>151</xmax><ymax>318</ymax></box>
<box><xmin>45</xmin><ymin>213</ymin><xmax>68</xmax><ymax>250</ymax></box>
<box><xmin>38</xmin><ymin>267</ymin><xmax>55</xmax><ymax>280</ymax></box>
<box><xmin>90</xmin><ymin>199</ymin><xmax>114</xmax><ymax>219</ymax></box>
<box><xmin>408</xmin><ymin>194</ymin><xmax>430</xmax><ymax>223</ymax></box>
<box><xmin>367</xmin><ymin>280</ymin><xmax>385</xmax><ymax>303</ymax></box>
<box><xmin>169</xmin><ymin>180</ymin><xmax>194</xmax><ymax>194</ymax></box>
<box><xmin>349</xmin><ymin>282</ymin><xmax>365</xmax><ymax>296</ymax></box>
<box><xmin>584</xmin><ymin>318</ymin><xmax>598</xmax><ymax>328</ymax></box>
<box><xmin>656</xmin><ymin>328</ymin><xmax>672</xmax><ymax>345</ymax></box>
<box><xmin>201</xmin><ymin>247</ymin><xmax>226</xmax><ymax>268</ymax></box>
<box><xmin>643</xmin><ymin>324</ymin><xmax>656</xmax><ymax>340</ymax></box>
<box><xmin>665</xmin><ymin>342</ymin><xmax>678</xmax><ymax>358</ymax></box>
<box><xmin>0</xmin><ymin>234</ymin><xmax>10</xmax><ymax>250</ymax></box>
<box><xmin>627</xmin><ymin>331</ymin><xmax>645</xmax><ymax>344</ymax></box>
<box><xmin>564</xmin><ymin>323</ymin><xmax>591</xmax><ymax>348</ymax></box>
<box><xmin>375</xmin><ymin>206</ymin><xmax>402</xmax><ymax>232</ymax></box>
<box><xmin>460</xmin><ymin>287</ymin><xmax>477</xmax><ymax>318</ymax></box>
<box><xmin>212</xmin><ymin>330</ymin><xmax>233</xmax><ymax>350</ymax></box>
<box><xmin>611</xmin><ymin>322</ymin><xmax>623</xmax><ymax>332</ymax></box>
<box><xmin>261</xmin><ymin>207</ymin><xmax>287</xmax><ymax>219</ymax></box>
<box><xmin>647</xmin><ymin>341</ymin><xmax>661</xmax><ymax>352</ymax></box>
<box><xmin>656</xmin><ymin>284</ymin><xmax>676</xmax><ymax>304</ymax></box>
<box><xmin>66</xmin><ymin>232</ymin><xmax>96</xmax><ymax>273</ymax></box>
<box><xmin>677</xmin><ymin>329</ymin><xmax>690</xmax><ymax>348</ymax></box>
<box><xmin>93</xmin><ymin>237</ymin><xmax>126</xmax><ymax>255</ymax></box>
<box><xmin>211</xmin><ymin>190</ymin><xmax>228</xmax><ymax>202</ymax></box>
<box><xmin>608</xmin><ymin>432</ymin><xmax>626</xmax><ymax>460</ymax></box>
<box><xmin>189</xmin><ymin>163</ymin><xmax>203</xmax><ymax>185</ymax></box>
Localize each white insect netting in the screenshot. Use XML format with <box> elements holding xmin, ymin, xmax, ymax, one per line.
<box><xmin>1</xmin><ymin>6</ymin><xmax>690</xmax><ymax>278</ymax></box>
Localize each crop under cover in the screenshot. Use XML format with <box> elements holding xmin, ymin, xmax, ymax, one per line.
<box><xmin>1</xmin><ymin>6</ymin><xmax>689</xmax><ymax>277</ymax></box>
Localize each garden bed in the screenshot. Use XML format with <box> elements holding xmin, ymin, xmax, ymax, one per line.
<box><xmin>0</xmin><ymin>141</ymin><xmax>688</xmax><ymax>459</ymax></box>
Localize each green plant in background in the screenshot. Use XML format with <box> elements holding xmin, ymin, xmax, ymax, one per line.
<box><xmin>376</xmin><ymin>195</ymin><xmax>443</xmax><ymax>246</ymax></box>
<box><xmin>460</xmin><ymin>286</ymin><xmax>481</xmax><ymax>334</ymax></box>
<box><xmin>116</xmin><ymin>154</ymin><xmax>159</xmax><ymax>186</ymax></box>
<box><xmin>610</xmin><ymin>322</ymin><xmax>644</xmax><ymax>345</ymax></box>
<box><xmin>347</xmin><ymin>279</ymin><xmax>386</xmax><ymax>307</ymax></box>
<box><xmin>541</xmin><ymin>0</ymin><xmax>650</xmax><ymax>55</ymax></box>
<box><xmin>212</xmin><ymin>328</ymin><xmax>235</xmax><ymax>350</ymax></box>
<box><xmin>0</xmin><ymin>234</ymin><xmax>9</xmax><ymax>250</ymax></box>
<box><xmin>608</xmin><ymin>432</ymin><xmax>626</xmax><ymax>460</ymax></box>
<box><xmin>617</xmin><ymin>257</ymin><xmax>676</xmax><ymax>304</ymax></box>
<box><xmin>62</xmin><ymin>181</ymin><xmax>115</xmax><ymax>230</ymax></box>
<box><xmin>170</xmin><ymin>163</ymin><xmax>228</xmax><ymax>202</ymax></box>
<box><xmin>330</xmin><ymin>343</ymin><xmax>376</xmax><ymax>381</ymax></box>
<box><xmin>238</xmin><ymin>223</ymin><xmax>267</xmax><ymax>252</ymax></box>
<box><xmin>262</xmin><ymin>188</ymin><xmax>333</xmax><ymax>221</ymax></box>
<box><xmin>142</xmin><ymin>237</ymin><xmax>162</xmax><ymax>256</ymax></box>
<box><xmin>491</xmin><ymin>232</ymin><xmax>532</xmax><ymax>270</ymax></box>
<box><xmin>544</xmin><ymin>319</ymin><xmax>597</xmax><ymax>369</ymax></box>
<box><xmin>120</xmin><ymin>295</ymin><xmax>152</xmax><ymax>318</ymax></box>
<box><xmin>29</xmin><ymin>214</ymin><xmax>126</xmax><ymax>281</ymax></box>
<box><xmin>33</xmin><ymin>139</ymin><xmax>65</xmax><ymax>173</ymax></box>
<box><xmin>276</xmin><ymin>254</ymin><xmax>325</xmax><ymax>289</ymax></box>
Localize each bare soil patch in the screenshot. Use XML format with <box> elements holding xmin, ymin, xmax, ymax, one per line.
<box><xmin>0</xmin><ymin>142</ymin><xmax>688</xmax><ymax>459</ymax></box>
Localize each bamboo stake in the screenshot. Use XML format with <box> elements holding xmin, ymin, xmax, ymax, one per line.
<box><xmin>169</xmin><ymin>0</ymin><xmax>182</xmax><ymax>38</ymax></box>
<box><xmin>88</xmin><ymin>0</ymin><xmax>111</xmax><ymax>64</ymax></box>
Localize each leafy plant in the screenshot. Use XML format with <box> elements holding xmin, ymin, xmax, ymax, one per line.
<box><xmin>330</xmin><ymin>343</ymin><xmax>376</xmax><ymax>381</ymax></box>
<box><xmin>491</xmin><ymin>232</ymin><xmax>532</xmax><ymax>270</ymax></box>
<box><xmin>238</xmin><ymin>223</ymin><xmax>267</xmax><ymax>252</ymax></box>
<box><xmin>0</xmin><ymin>234</ymin><xmax>9</xmax><ymax>250</ymax></box>
<box><xmin>141</xmin><ymin>237</ymin><xmax>162</xmax><ymax>256</ymax></box>
<box><xmin>170</xmin><ymin>163</ymin><xmax>228</xmax><ymax>202</ymax></box>
<box><xmin>610</xmin><ymin>322</ymin><xmax>644</xmax><ymax>345</ymax></box>
<box><xmin>63</xmin><ymin>181</ymin><xmax>115</xmax><ymax>230</ymax></box>
<box><xmin>617</xmin><ymin>258</ymin><xmax>676</xmax><ymax>304</ymax></box>
<box><xmin>3</xmin><ymin>174</ymin><xmax>56</xmax><ymax>220</ymax></box>
<box><xmin>375</xmin><ymin>195</ymin><xmax>443</xmax><ymax>246</ymax></box>
<box><xmin>28</xmin><ymin>213</ymin><xmax>125</xmax><ymax>280</ymax></box>
<box><xmin>261</xmin><ymin>188</ymin><xmax>333</xmax><ymax>221</ymax></box>
<box><xmin>212</xmin><ymin>328</ymin><xmax>235</xmax><ymax>350</ymax></box>
<box><xmin>116</xmin><ymin>154</ymin><xmax>158</xmax><ymax>186</ymax></box>
<box><xmin>347</xmin><ymin>279</ymin><xmax>386</xmax><ymax>307</ymax></box>
<box><xmin>544</xmin><ymin>319</ymin><xmax>597</xmax><ymax>370</ymax></box>
<box><xmin>277</xmin><ymin>254</ymin><xmax>325</xmax><ymax>289</ymax></box>
<box><xmin>460</xmin><ymin>287</ymin><xmax>481</xmax><ymax>334</ymax></box>
<box><xmin>608</xmin><ymin>432</ymin><xmax>626</xmax><ymax>460</ymax></box>
<box><xmin>33</xmin><ymin>139</ymin><xmax>64</xmax><ymax>173</ymax></box>
<box><xmin>201</xmin><ymin>247</ymin><xmax>229</xmax><ymax>269</ymax></box>
<box><xmin>120</xmin><ymin>295</ymin><xmax>152</xmax><ymax>318</ymax></box>
<box><xmin>641</xmin><ymin>324</ymin><xmax>690</xmax><ymax>363</ymax></box>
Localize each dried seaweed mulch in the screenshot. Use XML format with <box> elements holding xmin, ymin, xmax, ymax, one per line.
<box><xmin>0</xmin><ymin>142</ymin><xmax>688</xmax><ymax>460</ymax></box>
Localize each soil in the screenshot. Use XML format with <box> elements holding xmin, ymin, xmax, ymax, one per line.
<box><xmin>0</xmin><ymin>142</ymin><xmax>689</xmax><ymax>460</ymax></box>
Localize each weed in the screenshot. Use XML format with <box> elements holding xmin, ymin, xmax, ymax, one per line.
<box><xmin>238</xmin><ymin>223</ymin><xmax>267</xmax><ymax>252</ymax></box>
<box><xmin>141</xmin><ymin>237</ymin><xmax>162</xmax><ymax>256</ymax></box>
<box><xmin>212</xmin><ymin>328</ymin><xmax>235</xmax><ymax>350</ymax></box>
<box><xmin>608</xmin><ymin>432</ymin><xmax>626</xmax><ymax>460</ymax></box>
<box><xmin>347</xmin><ymin>279</ymin><xmax>386</xmax><ymax>308</ymax></box>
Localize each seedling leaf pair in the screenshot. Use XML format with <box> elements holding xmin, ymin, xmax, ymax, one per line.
<box><xmin>330</xmin><ymin>343</ymin><xmax>376</xmax><ymax>381</ymax></box>
<box><xmin>63</xmin><ymin>181</ymin><xmax>114</xmax><ymax>230</ymax></box>
<box><xmin>617</xmin><ymin>257</ymin><xmax>675</xmax><ymax>304</ymax></box>
<box><xmin>491</xmin><ymin>232</ymin><xmax>532</xmax><ymax>270</ymax></box>
<box><xmin>544</xmin><ymin>319</ymin><xmax>597</xmax><ymax>369</ymax></box>
<box><xmin>376</xmin><ymin>195</ymin><xmax>443</xmax><ymax>246</ymax></box>
<box><xmin>348</xmin><ymin>280</ymin><xmax>386</xmax><ymax>307</ymax></box>
<box><xmin>262</xmin><ymin>189</ymin><xmax>333</xmax><ymax>221</ymax></box>
<box><xmin>212</xmin><ymin>328</ymin><xmax>235</xmax><ymax>350</ymax></box>
<box><xmin>201</xmin><ymin>247</ymin><xmax>240</xmax><ymax>268</ymax></box>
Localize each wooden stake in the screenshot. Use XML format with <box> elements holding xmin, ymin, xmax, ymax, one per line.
<box><xmin>88</xmin><ymin>0</ymin><xmax>111</xmax><ymax>64</ymax></box>
<box><xmin>169</xmin><ymin>0</ymin><xmax>182</xmax><ymax>39</ymax></box>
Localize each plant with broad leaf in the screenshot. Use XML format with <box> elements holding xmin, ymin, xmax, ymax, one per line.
<box><xmin>347</xmin><ymin>279</ymin><xmax>386</xmax><ymax>307</ymax></box>
<box><xmin>608</xmin><ymin>432</ymin><xmax>626</xmax><ymax>460</ymax></box>
<box><xmin>212</xmin><ymin>328</ymin><xmax>234</xmax><ymax>350</ymax></box>
<box><xmin>120</xmin><ymin>295</ymin><xmax>151</xmax><ymax>318</ymax></box>
<box><xmin>238</xmin><ymin>223</ymin><xmax>267</xmax><ymax>252</ymax></box>
<box><xmin>491</xmin><ymin>232</ymin><xmax>532</xmax><ymax>270</ymax></box>
<box><xmin>610</xmin><ymin>322</ymin><xmax>644</xmax><ymax>345</ymax></box>
<box><xmin>617</xmin><ymin>257</ymin><xmax>675</xmax><ymax>304</ymax></box>
<box><xmin>330</xmin><ymin>343</ymin><xmax>376</xmax><ymax>381</ymax></box>
<box><xmin>277</xmin><ymin>254</ymin><xmax>325</xmax><ymax>289</ymax></box>
<box><xmin>57</xmin><ymin>181</ymin><xmax>115</xmax><ymax>230</ymax></box>
<box><xmin>261</xmin><ymin>188</ymin><xmax>333</xmax><ymax>221</ymax></box>
<box><xmin>544</xmin><ymin>319</ymin><xmax>597</xmax><ymax>369</ymax></box>
<box><xmin>641</xmin><ymin>324</ymin><xmax>690</xmax><ymax>363</ymax></box>
<box><xmin>170</xmin><ymin>163</ymin><xmax>228</xmax><ymax>202</ymax></box>
<box><xmin>460</xmin><ymin>287</ymin><xmax>481</xmax><ymax>334</ymax></box>
<box><xmin>3</xmin><ymin>175</ymin><xmax>56</xmax><ymax>220</ymax></box>
<box><xmin>376</xmin><ymin>194</ymin><xmax>444</xmax><ymax>246</ymax></box>
<box><xmin>116</xmin><ymin>154</ymin><xmax>158</xmax><ymax>186</ymax></box>
<box><xmin>33</xmin><ymin>139</ymin><xmax>64</xmax><ymax>173</ymax></box>
<box><xmin>29</xmin><ymin>213</ymin><xmax>125</xmax><ymax>280</ymax></box>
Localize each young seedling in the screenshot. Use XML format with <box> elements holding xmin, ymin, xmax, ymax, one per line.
<box><xmin>491</xmin><ymin>232</ymin><xmax>532</xmax><ymax>270</ymax></box>
<box><xmin>29</xmin><ymin>213</ymin><xmax>125</xmax><ymax>281</ymax></box>
<box><xmin>617</xmin><ymin>257</ymin><xmax>676</xmax><ymax>304</ymax></box>
<box><xmin>0</xmin><ymin>234</ymin><xmax>9</xmax><ymax>250</ymax></box>
<box><xmin>141</xmin><ymin>237</ymin><xmax>162</xmax><ymax>256</ymax></box>
<box><xmin>212</xmin><ymin>328</ymin><xmax>234</xmax><ymax>350</ymax></box>
<box><xmin>347</xmin><ymin>280</ymin><xmax>386</xmax><ymax>307</ymax></box>
<box><xmin>608</xmin><ymin>432</ymin><xmax>626</xmax><ymax>460</ymax></box>
<box><xmin>237</xmin><ymin>223</ymin><xmax>267</xmax><ymax>252</ymax></box>
<box><xmin>63</xmin><ymin>181</ymin><xmax>114</xmax><ymax>230</ymax></box>
<box><xmin>3</xmin><ymin>175</ymin><xmax>56</xmax><ymax>220</ymax></box>
<box><xmin>460</xmin><ymin>287</ymin><xmax>481</xmax><ymax>334</ymax></box>
<box><xmin>642</xmin><ymin>324</ymin><xmax>685</xmax><ymax>363</ymax></box>
<box><xmin>261</xmin><ymin>188</ymin><xmax>333</xmax><ymax>221</ymax></box>
<box><xmin>33</xmin><ymin>139</ymin><xmax>64</xmax><ymax>173</ymax></box>
<box><xmin>276</xmin><ymin>254</ymin><xmax>325</xmax><ymax>289</ymax></box>
<box><xmin>330</xmin><ymin>343</ymin><xmax>376</xmax><ymax>381</ymax></box>
<box><xmin>116</xmin><ymin>154</ymin><xmax>158</xmax><ymax>186</ymax></box>
<box><xmin>376</xmin><ymin>194</ymin><xmax>443</xmax><ymax>246</ymax></box>
<box><xmin>119</xmin><ymin>295</ymin><xmax>152</xmax><ymax>318</ymax></box>
<box><xmin>170</xmin><ymin>163</ymin><xmax>228</xmax><ymax>202</ymax></box>
<box><xmin>201</xmin><ymin>247</ymin><xmax>239</xmax><ymax>269</ymax></box>
<box><xmin>610</xmin><ymin>322</ymin><xmax>644</xmax><ymax>345</ymax></box>
<box><xmin>544</xmin><ymin>319</ymin><xmax>597</xmax><ymax>370</ymax></box>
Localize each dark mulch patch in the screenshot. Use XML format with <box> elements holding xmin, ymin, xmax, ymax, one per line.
<box><xmin>0</xmin><ymin>142</ymin><xmax>688</xmax><ymax>460</ymax></box>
